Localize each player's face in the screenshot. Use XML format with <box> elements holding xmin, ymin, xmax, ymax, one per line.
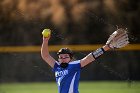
<box><xmin>58</xmin><ymin>54</ymin><xmax>71</xmax><ymax>63</ymax></box>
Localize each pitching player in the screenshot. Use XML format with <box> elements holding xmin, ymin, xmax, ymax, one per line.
<box><xmin>41</xmin><ymin>28</ymin><xmax>129</xmax><ymax>93</ymax></box>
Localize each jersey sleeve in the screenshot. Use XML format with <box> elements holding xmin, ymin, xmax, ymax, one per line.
<box><xmin>52</xmin><ymin>61</ymin><xmax>59</xmax><ymax>72</ymax></box>
<box><xmin>69</xmin><ymin>60</ymin><xmax>81</xmax><ymax>69</ymax></box>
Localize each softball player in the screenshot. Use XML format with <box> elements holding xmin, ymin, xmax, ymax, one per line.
<box><xmin>41</xmin><ymin>28</ymin><xmax>129</xmax><ymax>93</ymax></box>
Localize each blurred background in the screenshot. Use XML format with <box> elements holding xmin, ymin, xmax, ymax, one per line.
<box><xmin>0</xmin><ymin>0</ymin><xmax>140</xmax><ymax>92</ymax></box>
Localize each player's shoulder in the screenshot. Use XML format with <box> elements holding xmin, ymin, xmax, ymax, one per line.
<box><xmin>69</xmin><ymin>60</ymin><xmax>81</xmax><ymax>69</ymax></box>
<box><xmin>53</xmin><ymin>61</ymin><xmax>60</xmax><ymax>69</ymax></box>
<box><xmin>69</xmin><ymin>60</ymin><xmax>80</xmax><ymax>64</ymax></box>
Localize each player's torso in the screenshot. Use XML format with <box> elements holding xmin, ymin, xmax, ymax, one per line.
<box><xmin>54</xmin><ymin>60</ymin><xmax>81</xmax><ymax>93</ymax></box>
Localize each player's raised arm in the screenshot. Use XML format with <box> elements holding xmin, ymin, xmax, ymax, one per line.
<box><xmin>80</xmin><ymin>28</ymin><xmax>129</xmax><ymax>67</ymax></box>
<box><xmin>41</xmin><ymin>29</ymin><xmax>56</xmax><ymax>68</ymax></box>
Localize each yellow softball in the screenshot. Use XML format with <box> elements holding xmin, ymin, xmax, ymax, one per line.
<box><xmin>42</xmin><ymin>29</ymin><xmax>51</xmax><ymax>38</ymax></box>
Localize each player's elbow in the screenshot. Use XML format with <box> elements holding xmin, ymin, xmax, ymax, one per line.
<box><xmin>41</xmin><ymin>51</ymin><xmax>49</xmax><ymax>60</ymax></box>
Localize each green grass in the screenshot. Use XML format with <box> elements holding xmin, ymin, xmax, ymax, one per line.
<box><xmin>0</xmin><ymin>81</ymin><xmax>140</xmax><ymax>93</ymax></box>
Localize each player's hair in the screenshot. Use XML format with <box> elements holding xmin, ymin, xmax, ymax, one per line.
<box><xmin>57</xmin><ymin>48</ymin><xmax>73</xmax><ymax>59</ymax></box>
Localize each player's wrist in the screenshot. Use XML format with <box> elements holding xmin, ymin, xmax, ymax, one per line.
<box><xmin>42</xmin><ymin>40</ymin><xmax>49</xmax><ymax>46</ymax></box>
<box><xmin>91</xmin><ymin>47</ymin><xmax>105</xmax><ymax>59</ymax></box>
<box><xmin>43</xmin><ymin>37</ymin><xmax>49</xmax><ymax>42</ymax></box>
<box><xmin>103</xmin><ymin>44</ymin><xmax>111</xmax><ymax>51</ymax></box>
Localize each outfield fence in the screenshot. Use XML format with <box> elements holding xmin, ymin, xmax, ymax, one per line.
<box><xmin>0</xmin><ymin>44</ymin><xmax>140</xmax><ymax>52</ymax></box>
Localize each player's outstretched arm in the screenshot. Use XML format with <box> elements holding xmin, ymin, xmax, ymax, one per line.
<box><xmin>41</xmin><ymin>30</ymin><xmax>56</xmax><ymax>68</ymax></box>
<box><xmin>80</xmin><ymin>45</ymin><xmax>110</xmax><ymax>67</ymax></box>
<box><xmin>80</xmin><ymin>28</ymin><xmax>129</xmax><ymax>67</ymax></box>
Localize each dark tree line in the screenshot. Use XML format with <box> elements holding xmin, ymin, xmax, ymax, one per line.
<box><xmin>0</xmin><ymin>0</ymin><xmax>139</xmax><ymax>45</ymax></box>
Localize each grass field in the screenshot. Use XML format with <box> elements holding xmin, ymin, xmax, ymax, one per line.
<box><xmin>0</xmin><ymin>81</ymin><xmax>140</xmax><ymax>93</ymax></box>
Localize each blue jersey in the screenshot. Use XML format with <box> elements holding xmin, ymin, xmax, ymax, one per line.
<box><xmin>53</xmin><ymin>60</ymin><xmax>81</xmax><ymax>93</ymax></box>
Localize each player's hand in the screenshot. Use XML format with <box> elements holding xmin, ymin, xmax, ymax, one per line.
<box><xmin>42</xmin><ymin>29</ymin><xmax>51</xmax><ymax>42</ymax></box>
<box><xmin>106</xmin><ymin>28</ymin><xmax>129</xmax><ymax>49</ymax></box>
